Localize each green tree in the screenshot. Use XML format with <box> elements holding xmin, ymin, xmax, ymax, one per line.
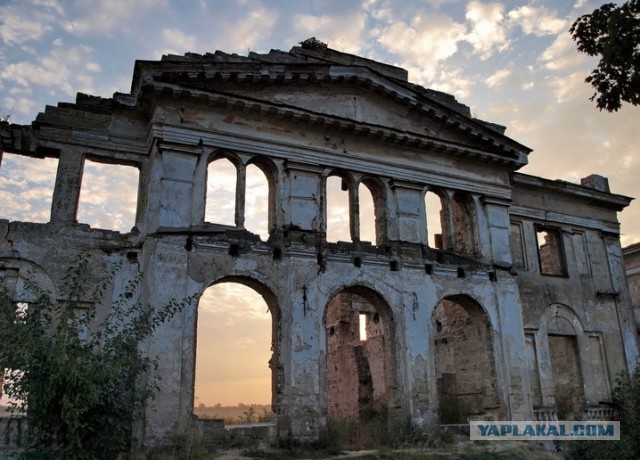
<box><xmin>570</xmin><ymin>0</ymin><xmax>640</xmax><ymax>112</ymax></box>
<box><xmin>0</xmin><ymin>254</ymin><xmax>193</xmax><ymax>459</ymax></box>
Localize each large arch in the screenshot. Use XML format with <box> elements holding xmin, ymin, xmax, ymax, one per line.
<box><xmin>192</xmin><ymin>275</ymin><xmax>281</xmax><ymax>421</ymax></box>
<box><xmin>532</xmin><ymin>304</ymin><xmax>608</xmax><ymax>418</ymax></box>
<box><xmin>432</xmin><ymin>294</ymin><xmax>500</xmax><ymax>423</ymax></box>
<box><xmin>0</xmin><ymin>259</ymin><xmax>57</xmax><ymax>406</ymax></box>
<box><xmin>323</xmin><ymin>285</ymin><xmax>397</xmax><ymax>421</ymax></box>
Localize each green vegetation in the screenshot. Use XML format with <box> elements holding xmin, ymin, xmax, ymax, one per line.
<box><xmin>0</xmin><ymin>253</ymin><xmax>193</xmax><ymax>459</ymax></box>
<box><xmin>570</xmin><ymin>0</ymin><xmax>640</xmax><ymax>111</ymax></box>
<box><xmin>558</xmin><ymin>363</ymin><xmax>640</xmax><ymax>459</ymax></box>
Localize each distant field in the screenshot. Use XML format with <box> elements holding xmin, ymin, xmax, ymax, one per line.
<box><xmin>193</xmin><ymin>404</ymin><xmax>272</xmax><ymax>424</ymax></box>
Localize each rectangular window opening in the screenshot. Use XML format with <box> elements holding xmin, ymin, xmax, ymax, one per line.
<box><xmin>359</xmin><ymin>313</ymin><xmax>368</xmax><ymax>341</ymax></box>
<box><xmin>0</xmin><ymin>153</ymin><xmax>58</xmax><ymax>223</ymax></box>
<box><xmin>77</xmin><ymin>159</ymin><xmax>139</xmax><ymax>232</ymax></box>
<box><xmin>536</xmin><ymin>226</ymin><xmax>567</xmax><ymax>276</ymax></box>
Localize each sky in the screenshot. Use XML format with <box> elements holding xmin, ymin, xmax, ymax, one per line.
<box><xmin>1</xmin><ymin>0</ymin><xmax>639</xmax><ymax>407</ymax></box>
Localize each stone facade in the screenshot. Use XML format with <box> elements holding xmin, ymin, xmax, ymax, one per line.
<box><xmin>623</xmin><ymin>243</ymin><xmax>640</xmax><ymax>334</ymax></box>
<box><xmin>1</xmin><ymin>40</ymin><xmax>638</xmax><ymax>447</ymax></box>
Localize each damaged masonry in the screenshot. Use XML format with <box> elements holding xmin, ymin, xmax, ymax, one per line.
<box><xmin>1</xmin><ymin>39</ymin><xmax>639</xmax><ymax>449</ymax></box>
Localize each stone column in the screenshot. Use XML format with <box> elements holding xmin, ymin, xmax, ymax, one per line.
<box><xmin>235</xmin><ymin>163</ymin><xmax>246</xmax><ymax>228</ymax></box>
<box><xmin>389</xmin><ymin>180</ymin><xmax>424</xmax><ymax>244</ymax></box>
<box><xmin>50</xmin><ymin>149</ymin><xmax>85</xmax><ymax>224</ymax></box>
<box><xmin>481</xmin><ymin>197</ymin><xmax>513</xmax><ymax>268</ymax></box>
<box><xmin>349</xmin><ymin>182</ymin><xmax>360</xmax><ymax>241</ymax></box>
<box><xmin>283</xmin><ymin>161</ymin><xmax>322</xmax><ymax>232</ymax></box>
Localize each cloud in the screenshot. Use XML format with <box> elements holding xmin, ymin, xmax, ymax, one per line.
<box><xmin>0</xmin><ymin>39</ymin><xmax>101</xmax><ymax>96</ymax></box>
<box><xmin>76</xmin><ymin>162</ymin><xmax>138</xmax><ymax>232</ymax></box>
<box><xmin>0</xmin><ymin>155</ymin><xmax>58</xmax><ymax>223</ymax></box>
<box><xmin>464</xmin><ymin>1</ymin><xmax>509</xmax><ymax>58</ymax></box>
<box><xmin>539</xmin><ymin>31</ymin><xmax>591</xmax><ymax>72</ymax></box>
<box><xmin>199</xmin><ymin>283</ymin><xmax>270</xmax><ymax>323</ymax></box>
<box><xmin>486</xmin><ymin>68</ymin><xmax>511</xmax><ymax>88</ymax></box>
<box><xmin>428</xmin><ymin>66</ymin><xmax>475</xmax><ymax>100</ymax></box>
<box><xmin>293</xmin><ymin>9</ymin><xmax>366</xmax><ymax>55</ymax></box>
<box><xmin>508</xmin><ymin>5</ymin><xmax>567</xmax><ymax>36</ymax></box>
<box><xmin>64</xmin><ymin>0</ymin><xmax>168</xmax><ymax>36</ymax></box>
<box><xmin>0</xmin><ymin>1</ymin><xmax>62</xmax><ymax>45</ymax></box>
<box><xmin>215</xmin><ymin>6</ymin><xmax>279</xmax><ymax>54</ymax></box>
<box><xmin>155</xmin><ymin>28</ymin><xmax>198</xmax><ymax>57</ymax></box>
<box><xmin>376</xmin><ymin>12</ymin><xmax>467</xmax><ymax>81</ymax></box>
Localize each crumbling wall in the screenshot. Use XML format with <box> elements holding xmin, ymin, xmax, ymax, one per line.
<box><xmin>2</xmin><ymin>45</ymin><xmax>635</xmax><ymax>449</ymax></box>
<box><xmin>326</xmin><ymin>292</ymin><xmax>388</xmax><ymax>420</ymax></box>
<box><xmin>433</xmin><ymin>297</ymin><xmax>500</xmax><ymax>422</ymax></box>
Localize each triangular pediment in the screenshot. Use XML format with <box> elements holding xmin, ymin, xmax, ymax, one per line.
<box><xmin>131</xmin><ymin>44</ymin><xmax>530</xmax><ymax>164</ymax></box>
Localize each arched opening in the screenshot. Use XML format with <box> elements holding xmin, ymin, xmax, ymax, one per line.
<box><xmin>205</xmin><ymin>157</ymin><xmax>237</xmax><ymax>226</ymax></box>
<box><xmin>547</xmin><ymin>316</ymin><xmax>585</xmax><ymax>418</ymax></box>
<box><xmin>193</xmin><ymin>279</ymin><xmax>278</xmax><ymax>424</ymax></box>
<box><xmin>433</xmin><ymin>295</ymin><xmax>500</xmax><ymax>423</ymax></box>
<box><xmin>358</xmin><ymin>183</ymin><xmax>376</xmax><ymax>243</ymax></box>
<box><xmin>360</xmin><ymin>178</ymin><xmax>386</xmax><ymax>246</ymax></box>
<box><xmin>425</xmin><ymin>190</ymin><xmax>446</xmax><ymax>249</ymax></box>
<box><xmin>326</xmin><ymin>174</ymin><xmax>351</xmax><ymax>242</ymax></box>
<box><xmin>245</xmin><ymin>164</ymin><xmax>269</xmax><ymax>240</ymax></box>
<box><xmin>325</xmin><ymin>286</ymin><xmax>396</xmax><ymax>421</ymax></box>
<box><xmin>451</xmin><ymin>193</ymin><xmax>476</xmax><ymax>254</ymax></box>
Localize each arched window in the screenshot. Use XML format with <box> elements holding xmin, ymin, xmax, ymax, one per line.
<box><xmin>244</xmin><ymin>164</ymin><xmax>269</xmax><ymax>240</ymax></box>
<box><xmin>326</xmin><ymin>174</ymin><xmax>351</xmax><ymax>242</ymax></box>
<box><xmin>358</xmin><ymin>183</ymin><xmax>376</xmax><ymax>243</ymax></box>
<box><xmin>425</xmin><ymin>190</ymin><xmax>447</xmax><ymax>249</ymax></box>
<box><xmin>359</xmin><ymin>178</ymin><xmax>386</xmax><ymax>245</ymax></box>
<box><xmin>205</xmin><ymin>157</ymin><xmax>237</xmax><ymax>226</ymax></box>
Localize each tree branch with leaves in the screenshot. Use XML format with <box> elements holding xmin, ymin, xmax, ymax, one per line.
<box><xmin>570</xmin><ymin>0</ymin><xmax>640</xmax><ymax>112</ymax></box>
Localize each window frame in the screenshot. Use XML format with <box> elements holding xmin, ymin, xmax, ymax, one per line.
<box><xmin>534</xmin><ymin>225</ymin><xmax>568</xmax><ymax>277</ymax></box>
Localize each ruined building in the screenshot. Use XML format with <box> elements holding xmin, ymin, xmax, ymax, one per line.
<box><xmin>1</xmin><ymin>40</ymin><xmax>639</xmax><ymax>447</ymax></box>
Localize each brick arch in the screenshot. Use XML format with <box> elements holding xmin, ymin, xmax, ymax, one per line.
<box><xmin>432</xmin><ymin>294</ymin><xmax>501</xmax><ymax>423</ymax></box>
<box><xmin>323</xmin><ymin>284</ymin><xmax>397</xmax><ymax>420</ymax></box>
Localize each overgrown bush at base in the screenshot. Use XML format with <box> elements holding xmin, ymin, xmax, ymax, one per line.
<box><xmin>0</xmin><ymin>254</ymin><xmax>194</xmax><ymax>460</ymax></box>
<box><xmin>557</xmin><ymin>363</ymin><xmax>640</xmax><ymax>459</ymax></box>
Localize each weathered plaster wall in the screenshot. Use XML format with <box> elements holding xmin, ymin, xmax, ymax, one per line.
<box><xmin>1</xmin><ymin>44</ymin><xmax>637</xmax><ymax>450</ymax></box>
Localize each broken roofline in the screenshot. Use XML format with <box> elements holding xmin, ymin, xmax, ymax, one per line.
<box><xmin>126</xmin><ymin>43</ymin><xmax>531</xmax><ymax>156</ymax></box>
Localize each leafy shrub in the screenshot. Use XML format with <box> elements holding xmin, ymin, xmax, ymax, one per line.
<box><xmin>0</xmin><ymin>253</ymin><xmax>193</xmax><ymax>459</ymax></box>
<box><xmin>558</xmin><ymin>363</ymin><xmax>640</xmax><ymax>459</ymax></box>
